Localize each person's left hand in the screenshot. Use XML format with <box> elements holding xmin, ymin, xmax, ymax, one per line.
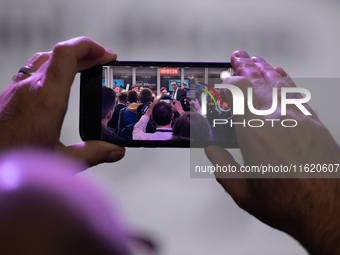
<box><xmin>0</xmin><ymin>36</ymin><xmax>125</xmax><ymax>168</ymax></box>
<box><xmin>190</xmin><ymin>98</ymin><xmax>201</xmax><ymax>113</ymax></box>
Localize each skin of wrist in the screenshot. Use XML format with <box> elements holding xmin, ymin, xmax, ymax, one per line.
<box><xmin>289</xmin><ymin>179</ymin><xmax>340</xmax><ymax>255</ymax></box>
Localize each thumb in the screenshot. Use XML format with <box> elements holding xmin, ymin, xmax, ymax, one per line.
<box><xmin>205</xmin><ymin>145</ymin><xmax>248</xmax><ymax>200</ymax></box>
<box><xmin>62</xmin><ymin>141</ymin><xmax>125</xmax><ymax>169</ymax></box>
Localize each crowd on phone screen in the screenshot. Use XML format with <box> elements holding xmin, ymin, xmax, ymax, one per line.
<box><xmin>101</xmin><ymin>83</ymin><xmax>224</xmax><ymax>142</ymax></box>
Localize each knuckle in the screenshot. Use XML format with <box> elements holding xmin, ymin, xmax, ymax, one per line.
<box><xmin>31</xmin><ymin>51</ymin><xmax>49</xmax><ymax>61</ymax></box>
<box><xmin>27</xmin><ymin>52</ymin><xmax>51</xmax><ymax>69</ymax></box>
<box><xmin>76</xmin><ymin>35</ymin><xmax>91</xmax><ymax>41</ymax></box>
<box><xmin>53</xmin><ymin>36</ymin><xmax>91</xmax><ymax>53</ymax></box>
<box><xmin>31</xmin><ymin>52</ymin><xmax>44</xmax><ymax>60</ymax></box>
<box><xmin>53</xmin><ymin>41</ymin><xmax>70</xmax><ymax>55</ymax></box>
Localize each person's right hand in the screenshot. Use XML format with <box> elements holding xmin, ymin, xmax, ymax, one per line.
<box><xmin>205</xmin><ymin>50</ymin><xmax>340</xmax><ymax>255</ymax></box>
<box><xmin>171</xmin><ymin>99</ymin><xmax>184</xmax><ymax>115</ymax></box>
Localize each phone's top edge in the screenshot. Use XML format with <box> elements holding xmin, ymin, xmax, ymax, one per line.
<box><xmin>103</xmin><ymin>60</ymin><xmax>232</xmax><ymax>68</ymax></box>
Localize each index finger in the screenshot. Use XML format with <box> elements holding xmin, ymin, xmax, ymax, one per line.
<box><xmin>231</xmin><ymin>50</ymin><xmax>269</xmax><ymax>106</ymax></box>
<box><xmin>231</xmin><ymin>50</ymin><xmax>289</xmax><ymax>109</ymax></box>
<box><xmin>43</xmin><ymin>36</ymin><xmax>117</xmax><ymax>92</ymax></box>
<box><xmin>231</xmin><ymin>50</ymin><xmax>264</xmax><ymax>79</ymax></box>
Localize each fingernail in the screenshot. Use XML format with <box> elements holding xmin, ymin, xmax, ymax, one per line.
<box><xmin>105</xmin><ymin>48</ymin><xmax>117</xmax><ymax>55</ymax></box>
<box><xmin>233</xmin><ymin>50</ymin><xmax>250</xmax><ymax>58</ymax></box>
<box><xmin>107</xmin><ymin>149</ymin><xmax>125</xmax><ymax>162</ymax></box>
<box><xmin>251</xmin><ymin>56</ymin><xmax>266</xmax><ymax>63</ymax></box>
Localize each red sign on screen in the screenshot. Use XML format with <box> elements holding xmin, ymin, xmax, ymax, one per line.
<box><xmin>160</xmin><ymin>68</ymin><xmax>179</xmax><ymax>75</ymax></box>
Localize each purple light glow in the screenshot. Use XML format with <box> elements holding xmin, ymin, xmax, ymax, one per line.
<box><xmin>0</xmin><ymin>161</ymin><xmax>22</xmax><ymax>190</ymax></box>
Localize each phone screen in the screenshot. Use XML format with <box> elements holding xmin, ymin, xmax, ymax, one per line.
<box><xmin>80</xmin><ymin>61</ymin><xmax>238</xmax><ymax>148</ymax></box>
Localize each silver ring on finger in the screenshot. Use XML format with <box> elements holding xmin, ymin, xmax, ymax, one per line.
<box><xmin>18</xmin><ymin>66</ymin><xmax>35</xmax><ymax>76</ymax></box>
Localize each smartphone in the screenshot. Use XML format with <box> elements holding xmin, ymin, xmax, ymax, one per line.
<box><xmin>159</xmin><ymin>98</ymin><xmax>174</xmax><ymax>104</ymax></box>
<box><xmin>80</xmin><ymin>61</ymin><xmax>238</xmax><ymax>148</ymax></box>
